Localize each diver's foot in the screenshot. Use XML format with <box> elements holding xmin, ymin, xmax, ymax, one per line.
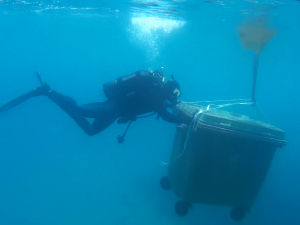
<box><xmin>34</xmin><ymin>83</ymin><xmax>51</xmax><ymax>96</ymax></box>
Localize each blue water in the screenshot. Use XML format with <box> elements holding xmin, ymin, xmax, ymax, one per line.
<box><xmin>0</xmin><ymin>0</ymin><xmax>299</xmax><ymax>224</ymax></box>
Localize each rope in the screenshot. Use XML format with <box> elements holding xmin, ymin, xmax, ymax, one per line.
<box><xmin>253</xmin><ymin>105</ymin><xmax>257</xmax><ymax>120</ymax></box>
<box><xmin>181</xmin><ymin>99</ymin><xmax>252</xmax><ymax>104</ymax></box>
<box><xmin>182</xmin><ymin>99</ymin><xmax>271</xmax><ymax>125</ymax></box>
<box><xmin>160</xmin><ymin>110</ymin><xmax>203</xmax><ymax>166</ymax></box>
<box><xmin>203</xmin><ymin>101</ymin><xmax>253</xmax><ymax>110</ymax></box>
<box><xmin>256</xmin><ymin>103</ymin><xmax>271</xmax><ymax>125</ymax></box>
<box><xmin>252</xmin><ymin>53</ymin><xmax>260</xmax><ymax>104</ymax></box>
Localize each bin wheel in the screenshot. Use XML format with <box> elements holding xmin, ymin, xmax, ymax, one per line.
<box><xmin>230</xmin><ymin>206</ymin><xmax>248</xmax><ymax>221</ymax></box>
<box><xmin>160</xmin><ymin>176</ymin><xmax>171</xmax><ymax>190</ymax></box>
<box><xmin>175</xmin><ymin>200</ymin><xmax>193</xmax><ymax>216</ymax></box>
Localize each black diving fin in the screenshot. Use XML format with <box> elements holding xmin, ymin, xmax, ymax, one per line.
<box><xmin>0</xmin><ymin>72</ymin><xmax>46</xmax><ymax>113</ymax></box>
<box><xmin>36</xmin><ymin>71</ymin><xmax>43</xmax><ymax>85</ymax></box>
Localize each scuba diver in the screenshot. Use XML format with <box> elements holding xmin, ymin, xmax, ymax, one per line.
<box><xmin>0</xmin><ymin>69</ymin><xmax>181</xmax><ymax>142</ymax></box>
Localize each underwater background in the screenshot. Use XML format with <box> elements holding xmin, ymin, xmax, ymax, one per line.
<box><xmin>0</xmin><ymin>0</ymin><xmax>299</xmax><ymax>224</ymax></box>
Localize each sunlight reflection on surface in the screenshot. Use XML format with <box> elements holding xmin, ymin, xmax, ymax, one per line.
<box><xmin>129</xmin><ymin>16</ymin><xmax>185</xmax><ymax>63</ymax></box>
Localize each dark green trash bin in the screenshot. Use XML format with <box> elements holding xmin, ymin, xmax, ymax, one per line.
<box><xmin>168</xmin><ymin>103</ymin><xmax>286</xmax><ymax>208</ymax></box>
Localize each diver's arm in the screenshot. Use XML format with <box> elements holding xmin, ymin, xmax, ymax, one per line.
<box><xmin>157</xmin><ymin>104</ymin><xmax>178</xmax><ymax>124</ymax></box>
<box><xmin>165</xmin><ymin>101</ymin><xmax>174</xmax><ymax>109</ymax></box>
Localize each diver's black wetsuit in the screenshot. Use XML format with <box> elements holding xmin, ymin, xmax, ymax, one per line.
<box><xmin>47</xmin><ymin>71</ymin><xmax>178</xmax><ymax>136</ymax></box>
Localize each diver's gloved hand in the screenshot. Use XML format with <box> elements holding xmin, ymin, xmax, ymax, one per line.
<box><xmin>34</xmin><ymin>83</ymin><xmax>51</xmax><ymax>96</ymax></box>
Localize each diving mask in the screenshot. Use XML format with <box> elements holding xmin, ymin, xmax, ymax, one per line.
<box><xmin>173</xmin><ymin>88</ymin><xmax>181</xmax><ymax>97</ymax></box>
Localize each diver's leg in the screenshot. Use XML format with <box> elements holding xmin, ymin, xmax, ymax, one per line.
<box><xmin>78</xmin><ymin>101</ymin><xmax>121</xmax><ymax>135</ymax></box>
<box><xmin>48</xmin><ymin>91</ymin><xmax>120</xmax><ymax>118</ymax></box>
<box><xmin>79</xmin><ymin>102</ymin><xmax>121</xmax><ymax>135</ymax></box>
<box><xmin>48</xmin><ymin>90</ymin><xmax>120</xmax><ymax>136</ymax></box>
<box><xmin>0</xmin><ymin>83</ymin><xmax>119</xmax><ymax>136</ymax></box>
<box><xmin>78</xmin><ymin>102</ymin><xmax>116</xmax><ymax>118</ymax></box>
<box><xmin>86</xmin><ymin>115</ymin><xmax>118</xmax><ymax>136</ymax></box>
<box><xmin>47</xmin><ymin>90</ymin><xmax>96</xmax><ymax>135</ymax></box>
<box><xmin>47</xmin><ymin>90</ymin><xmax>82</xmax><ymax>116</ymax></box>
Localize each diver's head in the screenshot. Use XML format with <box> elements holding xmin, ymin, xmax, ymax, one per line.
<box><xmin>162</xmin><ymin>74</ymin><xmax>181</xmax><ymax>105</ymax></box>
<box><xmin>151</xmin><ymin>67</ymin><xmax>166</xmax><ymax>87</ymax></box>
<box><xmin>153</xmin><ymin>68</ymin><xmax>164</xmax><ymax>82</ymax></box>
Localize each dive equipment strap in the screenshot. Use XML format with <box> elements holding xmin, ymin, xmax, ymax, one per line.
<box><xmin>117</xmin><ymin>121</ymin><xmax>132</xmax><ymax>143</ymax></box>
<box><xmin>117</xmin><ymin>112</ymin><xmax>157</xmax><ymax>143</ymax></box>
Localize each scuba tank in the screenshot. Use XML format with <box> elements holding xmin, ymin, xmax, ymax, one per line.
<box><xmin>103</xmin><ymin>70</ymin><xmax>165</xmax><ymax>101</ymax></box>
